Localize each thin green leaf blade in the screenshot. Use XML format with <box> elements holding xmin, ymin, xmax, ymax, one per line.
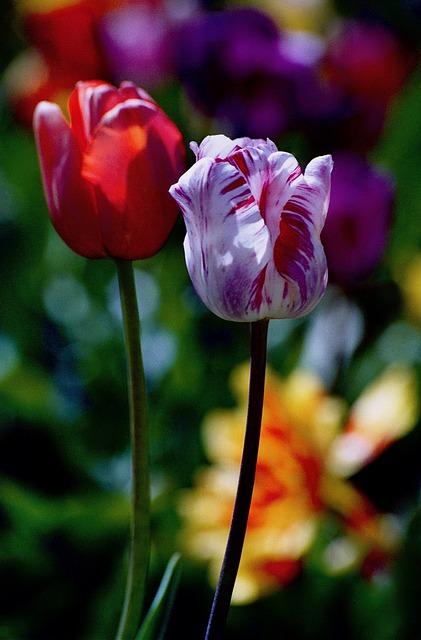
<box><xmin>136</xmin><ymin>553</ymin><xmax>181</xmax><ymax>640</ymax></box>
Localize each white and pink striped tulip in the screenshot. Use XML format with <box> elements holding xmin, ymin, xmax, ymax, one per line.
<box><xmin>170</xmin><ymin>135</ymin><xmax>333</xmax><ymax>322</ymax></box>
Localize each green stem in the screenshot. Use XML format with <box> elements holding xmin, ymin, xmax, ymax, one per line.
<box><xmin>115</xmin><ymin>260</ymin><xmax>151</xmax><ymax>640</ymax></box>
<box><xmin>204</xmin><ymin>319</ymin><xmax>269</xmax><ymax>640</ymax></box>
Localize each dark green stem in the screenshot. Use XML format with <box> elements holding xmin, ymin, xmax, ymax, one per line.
<box><xmin>115</xmin><ymin>260</ymin><xmax>151</xmax><ymax>640</ymax></box>
<box><xmin>205</xmin><ymin>319</ymin><xmax>269</xmax><ymax>640</ymax></box>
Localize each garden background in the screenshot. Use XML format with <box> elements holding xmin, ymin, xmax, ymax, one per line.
<box><xmin>0</xmin><ymin>0</ymin><xmax>420</xmax><ymax>638</ymax></box>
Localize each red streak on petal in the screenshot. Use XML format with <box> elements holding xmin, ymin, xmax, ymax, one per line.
<box><xmin>249</xmin><ymin>264</ymin><xmax>268</xmax><ymax>312</ymax></box>
<box><xmin>287</xmin><ymin>164</ymin><xmax>302</xmax><ymax>185</ymax></box>
<box><xmin>225</xmin><ymin>192</ymin><xmax>255</xmax><ymax>218</ymax></box>
<box><xmin>229</xmin><ymin>149</ymin><xmax>250</xmax><ymax>177</ymax></box>
<box><xmin>242</xmin><ymin>193</ymin><xmax>256</xmax><ymax>208</ymax></box>
<box><xmin>259</xmin><ymin>180</ymin><xmax>269</xmax><ymax>222</ymax></box>
<box><xmin>220</xmin><ymin>175</ymin><xmax>247</xmax><ymax>194</ymax></box>
<box><xmin>286</xmin><ymin>197</ymin><xmax>312</xmax><ymax>221</ymax></box>
<box><xmin>274</xmin><ymin>211</ymin><xmax>314</xmax><ymax>302</ymax></box>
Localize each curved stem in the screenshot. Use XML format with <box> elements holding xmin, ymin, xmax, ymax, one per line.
<box><xmin>115</xmin><ymin>260</ymin><xmax>151</xmax><ymax>640</ymax></box>
<box><xmin>205</xmin><ymin>319</ymin><xmax>269</xmax><ymax>640</ymax></box>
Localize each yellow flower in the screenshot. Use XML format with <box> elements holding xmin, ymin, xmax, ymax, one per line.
<box><xmin>178</xmin><ymin>363</ymin><xmax>418</xmax><ymax>604</ymax></box>
<box><xmin>15</xmin><ymin>0</ymin><xmax>117</xmax><ymax>14</ymax></box>
<box><xmin>400</xmin><ymin>253</ymin><xmax>421</xmax><ymax>327</ymax></box>
<box><xmin>234</xmin><ymin>0</ymin><xmax>334</xmax><ymax>34</ymax></box>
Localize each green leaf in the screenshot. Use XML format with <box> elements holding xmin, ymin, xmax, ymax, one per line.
<box><xmin>136</xmin><ymin>553</ymin><xmax>181</xmax><ymax>640</ymax></box>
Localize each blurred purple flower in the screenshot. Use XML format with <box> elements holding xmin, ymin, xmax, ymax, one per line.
<box><xmin>174</xmin><ymin>7</ymin><xmax>327</xmax><ymax>138</ymax></box>
<box><xmin>305</xmin><ymin>18</ymin><xmax>418</xmax><ymax>154</ymax></box>
<box><xmin>99</xmin><ymin>1</ymin><xmax>198</xmax><ymax>89</ymax></box>
<box><xmin>322</xmin><ymin>18</ymin><xmax>417</xmax><ymax>104</ymax></box>
<box><xmin>321</xmin><ymin>153</ymin><xmax>395</xmax><ymax>288</ymax></box>
<box><xmin>99</xmin><ymin>5</ymin><xmax>173</xmax><ymax>87</ymax></box>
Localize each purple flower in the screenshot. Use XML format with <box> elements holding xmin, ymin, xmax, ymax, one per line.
<box><xmin>322</xmin><ymin>18</ymin><xmax>417</xmax><ymax>105</ymax></box>
<box><xmin>98</xmin><ymin>3</ymin><xmax>189</xmax><ymax>89</ymax></box>
<box><xmin>170</xmin><ymin>135</ymin><xmax>332</xmax><ymax>322</ymax></box>
<box><xmin>305</xmin><ymin>18</ymin><xmax>418</xmax><ymax>154</ymax></box>
<box><xmin>321</xmin><ymin>153</ymin><xmax>394</xmax><ymax>287</ymax></box>
<box><xmin>174</xmin><ymin>7</ymin><xmax>326</xmax><ymax>138</ymax></box>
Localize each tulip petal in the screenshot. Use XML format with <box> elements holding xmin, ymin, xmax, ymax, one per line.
<box><xmin>69</xmin><ymin>80</ymin><xmax>118</xmax><ymax>150</ymax></box>
<box><xmin>272</xmin><ymin>155</ymin><xmax>332</xmax><ymax>316</ymax></box>
<box><xmin>300</xmin><ymin>155</ymin><xmax>334</xmax><ymax>232</ymax></box>
<box><xmin>227</xmin><ymin>145</ymin><xmax>271</xmax><ymax>209</ymax></box>
<box><xmin>69</xmin><ymin>81</ymin><xmax>153</xmax><ymax>151</ymax></box>
<box><xmin>191</xmin><ymin>134</ymin><xmax>243</xmax><ymax>160</ymax></box>
<box><xmin>191</xmin><ymin>134</ymin><xmax>277</xmax><ymax>161</ymax></box>
<box><xmin>170</xmin><ymin>157</ymin><xmax>274</xmax><ymax>321</ymax></box>
<box><xmin>83</xmin><ymin>99</ymin><xmax>183</xmax><ymax>258</ymax></box>
<box><xmin>33</xmin><ymin>101</ymin><xmax>103</xmax><ymax>257</ymax></box>
<box><xmin>263</xmin><ymin>152</ymin><xmax>303</xmax><ymax>240</ymax></box>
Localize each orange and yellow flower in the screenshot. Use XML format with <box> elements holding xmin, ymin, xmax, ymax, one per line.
<box><xmin>178</xmin><ymin>363</ymin><xmax>418</xmax><ymax>604</ymax></box>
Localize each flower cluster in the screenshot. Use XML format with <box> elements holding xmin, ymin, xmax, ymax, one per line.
<box><xmin>179</xmin><ymin>363</ymin><xmax>418</xmax><ymax>603</ymax></box>
<box><xmin>174</xmin><ymin>8</ymin><xmax>417</xmax><ymax>148</ymax></box>
<box><xmin>2</xmin><ymin>0</ymin><xmax>421</xmax><ymax>638</ymax></box>
<box><xmin>170</xmin><ymin>6</ymin><xmax>413</xmax><ymax>291</ymax></box>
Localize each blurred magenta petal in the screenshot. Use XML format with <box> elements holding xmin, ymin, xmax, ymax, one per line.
<box><xmin>99</xmin><ymin>4</ymin><xmax>175</xmax><ymax>88</ymax></box>
<box><xmin>321</xmin><ymin>153</ymin><xmax>394</xmax><ymax>287</ymax></box>
<box><xmin>305</xmin><ymin>17</ymin><xmax>419</xmax><ymax>153</ymax></box>
<box><xmin>323</xmin><ymin>18</ymin><xmax>417</xmax><ymax>104</ymax></box>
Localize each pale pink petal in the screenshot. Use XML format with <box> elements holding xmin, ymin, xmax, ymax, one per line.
<box><xmin>301</xmin><ymin>155</ymin><xmax>334</xmax><ymax>231</ymax></box>
<box><xmin>33</xmin><ymin>101</ymin><xmax>103</xmax><ymax>257</ymax></box>
<box><xmin>190</xmin><ymin>134</ymin><xmax>243</xmax><ymax>160</ymax></box>
<box><xmin>170</xmin><ymin>157</ymin><xmax>273</xmax><ymax>321</ymax></box>
<box><xmin>190</xmin><ymin>134</ymin><xmax>276</xmax><ymax>160</ymax></box>
<box><xmin>248</xmin><ymin>138</ymin><xmax>278</xmax><ymax>156</ymax></box>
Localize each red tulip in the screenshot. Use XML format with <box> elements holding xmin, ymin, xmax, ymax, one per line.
<box><xmin>33</xmin><ymin>80</ymin><xmax>185</xmax><ymax>259</ymax></box>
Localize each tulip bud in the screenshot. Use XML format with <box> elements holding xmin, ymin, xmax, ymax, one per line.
<box><xmin>170</xmin><ymin>134</ymin><xmax>332</xmax><ymax>322</ymax></box>
<box><xmin>34</xmin><ymin>80</ymin><xmax>185</xmax><ymax>259</ymax></box>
